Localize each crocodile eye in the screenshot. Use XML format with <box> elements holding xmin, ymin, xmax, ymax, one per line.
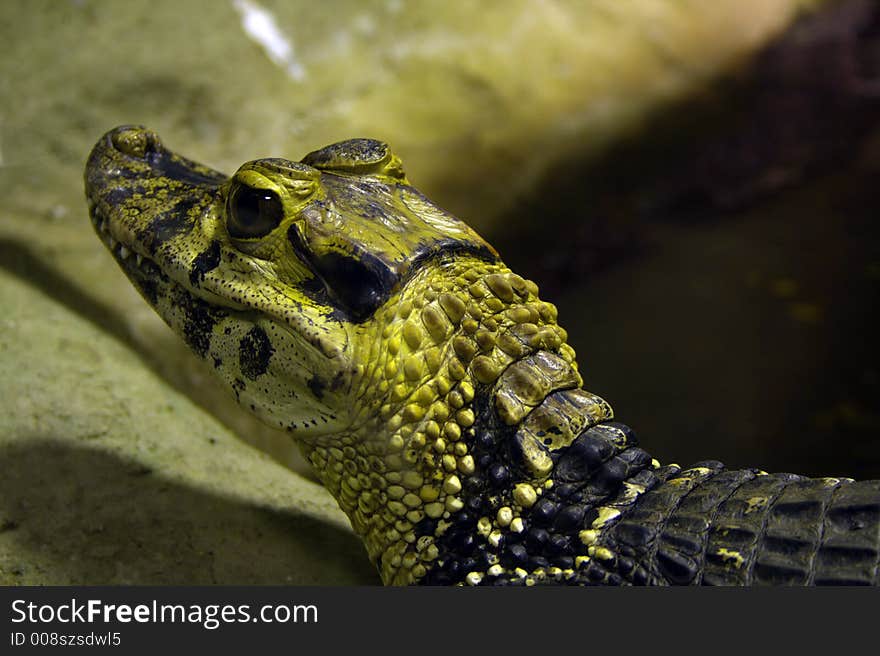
<box><xmin>227</xmin><ymin>186</ymin><xmax>284</xmax><ymax>239</ymax></box>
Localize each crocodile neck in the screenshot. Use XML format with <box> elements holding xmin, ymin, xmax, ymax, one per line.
<box><xmin>294</xmin><ymin>256</ymin><xmax>639</xmax><ymax>584</ymax></box>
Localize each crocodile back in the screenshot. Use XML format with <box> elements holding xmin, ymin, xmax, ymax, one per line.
<box><xmin>606</xmin><ymin>463</ymin><xmax>880</xmax><ymax>585</ymax></box>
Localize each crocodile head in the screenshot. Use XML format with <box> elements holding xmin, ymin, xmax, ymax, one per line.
<box><xmin>85</xmin><ymin>126</ymin><xmax>618</xmax><ymax>585</ymax></box>
<box><xmin>86</xmin><ymin>125</ymin><xmax>500</xmax><ymax>435</ymax></box>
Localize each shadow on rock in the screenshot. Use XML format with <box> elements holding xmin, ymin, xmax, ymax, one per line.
<box><xmin>0</xmin><ymin>238</ymin><xmax>133</xmax><ymax>348</ymax></box>
<box><xmin>0</xmin><ymin>439</ymin><xmax>379</xmax><ymax>585</ymax></box>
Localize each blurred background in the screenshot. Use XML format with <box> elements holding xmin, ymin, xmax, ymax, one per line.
<box><xmin>1</xmin><ymin>0</ymin><xmax>878</xmax><ymax>583</ymax></box>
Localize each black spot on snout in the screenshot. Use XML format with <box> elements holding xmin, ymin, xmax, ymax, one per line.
<box><xmin>182</xmin><ymin>292</ymin><xmax>225</xmax><ymax>357</ymax></box>
<box><xmin>189</xmin><ymin>240</ymin><xmax>222</xmax><ymax>286</ymax></box>
<box><xmin>142</xmin><ymin>197</ymin><xmax>200</xmax><ymax>255</ymax></box>
<box><xmin>104</xmin><ymin>186</ymin><xmax>136</xmax><ymax>208</ymax></box>
<box><xmin>239</xmin><ymin>326</ymin><xmax>274</xmax><ymax>380</ymax></box>
<box><xmin>307</xmin><ymin>375</ymin><xmax>327</xmax><ymax>400</ymax></box>
<box><xmin>148</xmin><ymin>150</ymin><xmax>227</xmax><ymax>187</ymax></box>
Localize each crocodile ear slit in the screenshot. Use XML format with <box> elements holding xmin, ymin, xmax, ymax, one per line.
<box><xmin>287</xmin><ymin>221</ymin><xmax>395</xmax><ymax>322</ymax></box>
<box><xmin>311</xmin><ymin>251</ymin><xmax>389</xmax><ymax>322</ymax></box>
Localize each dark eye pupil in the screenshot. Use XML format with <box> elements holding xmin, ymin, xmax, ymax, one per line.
<box><xmin>228</xmin><ymin>187</ymin><xmax>283</xmax><ymax>239</ymax></box>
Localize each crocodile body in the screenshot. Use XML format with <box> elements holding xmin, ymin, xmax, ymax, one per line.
<box><xmin>85</xmin><ymin>126</ymin><xmax>880</xmax><ymax>585</ymax></box>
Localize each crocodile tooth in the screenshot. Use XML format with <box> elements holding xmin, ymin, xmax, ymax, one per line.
<box><xmin>135</xmin><ymin>254</ymin><xmax>143</xmax><ymax>266</ymax></box>
<box><xmin>119</xmin><ymin>245</ymin><xmax>130</xmax><ymax>259</ymax></box>
<box><xmin>108</xmin><ymin>236</ymin><xmax>117</xmax><ymax>249</ymax></box>
<box><xmin>99</xmin><ymin>219</ymin><xmax>107</xmax><ymax>232</ymax></box>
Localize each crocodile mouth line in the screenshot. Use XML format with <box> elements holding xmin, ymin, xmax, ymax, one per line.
<box><xmin>87</xmin><ymin>197</ymin><xmax>158</xmax><ymax>280</ymax></box>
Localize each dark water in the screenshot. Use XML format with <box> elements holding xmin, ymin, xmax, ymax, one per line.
<box><xmin>493</xmin><ymin>1</ymin><xmax>880</xmax><ymax>480</ymax></box>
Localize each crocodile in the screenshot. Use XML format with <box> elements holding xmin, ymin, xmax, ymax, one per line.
<box><xmin>85</xmin><ymin>125</ymin><xmax>880</xmax><ymax>585</ymax></box>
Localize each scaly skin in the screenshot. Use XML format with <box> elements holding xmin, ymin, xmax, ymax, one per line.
<box><xmin>85</xmin><ymin>126</ymin><xmax>880</xmax><ymax>585</ymax></box>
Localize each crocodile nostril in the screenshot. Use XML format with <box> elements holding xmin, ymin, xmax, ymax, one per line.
<box><xmin>110</xmin><ymin>126</ymin><xmax>156</xmax><ymax>159</ymax></box>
